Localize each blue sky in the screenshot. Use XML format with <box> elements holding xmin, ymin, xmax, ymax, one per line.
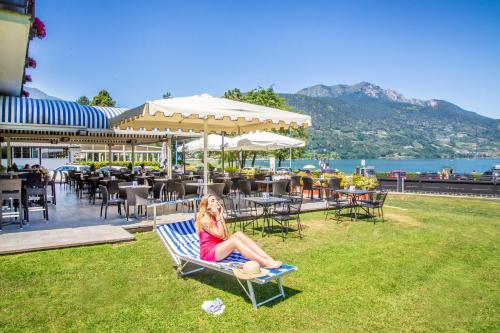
<box><xmin>27</xmin><ymin>0</ymin><xmax>500</xmax><ymax>118</ymax></box>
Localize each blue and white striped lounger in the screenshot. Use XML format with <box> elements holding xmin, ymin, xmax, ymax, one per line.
<box><xmin>156</xmin><ymin>218</ymin><xmax>297</xmax><ymax>309</ymax></box>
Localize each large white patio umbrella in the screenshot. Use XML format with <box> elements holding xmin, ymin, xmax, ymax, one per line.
<box><xmin>228</xmin><ymin>131</ymin><xmax>305</xmax><ymax>151</ymax></box>
<box><xmin>110</xmin><ymin>94</ymin><xmax>312</xmax><ymax>184</ymax></box>
<box><xmin>178</xmin><ymin>131</ymin><xmax>305</xmax><ymax>152</ymax></box>
<box><xmin>176</xmin><ymin>134</ymin><xmax>235</xmax><ymax>153</ymax></box>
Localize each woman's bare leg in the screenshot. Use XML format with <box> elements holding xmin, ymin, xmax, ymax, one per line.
<box><xmin>232</xmin><ymin>231</ymin><xmax>273</xmax><ymax>261</ymax></box>
<box><xmin>215</xmin><ymin>237</ymin><xmax>271</xmax><ymax>266</ymax></box>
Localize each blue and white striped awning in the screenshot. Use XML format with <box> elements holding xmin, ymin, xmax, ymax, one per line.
<box><xmin>0</xmin><ymin>96</ymin><xmax>127</xmax><ymax>129</ymax></box>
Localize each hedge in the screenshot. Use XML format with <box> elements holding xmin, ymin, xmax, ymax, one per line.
<box><xmin>79</xmin><ymin>161</ymin><xmax>160</xmax><ymax>170</ymax></box>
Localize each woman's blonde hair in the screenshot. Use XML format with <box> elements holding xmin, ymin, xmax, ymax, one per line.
<box><xmin>195</xmin><ymin>195</ymin><xmax>214</xmax><ymax>233</ymax></box>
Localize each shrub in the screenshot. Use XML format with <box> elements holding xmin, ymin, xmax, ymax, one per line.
<box><xmin>79</xmin><ymin>161</ymin><xmax>160</xmax><ymax>169</ymax></box>
<box><xmin>224</xmin><ymin>166</ymin><xmax>239</xmax><ymax>174</ymax></box>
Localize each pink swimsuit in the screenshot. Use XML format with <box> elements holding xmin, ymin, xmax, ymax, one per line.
<box><xmin>199</xmin><ymin>219</ymin><xmax>224</xmax><ymax>262</ymax></box>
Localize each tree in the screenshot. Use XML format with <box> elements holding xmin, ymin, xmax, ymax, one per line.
<box><xmin>91</xmin><ymin>90</ymin><xmax>116</xmax><ymax>107</ymax></box>
<box><xmin>76</xmin><ymin>96</ymin><xmax>90</xmax><ymax>105</ymax></box>
<box><xmin>223</xmin><ymin>87</ymin><xmax>308</xmax><ymax>167</ymax></box>
<box><xmin>162</xmin><ymin>91</ymin><xmax>172</xmax><ymax>99</ymax></box>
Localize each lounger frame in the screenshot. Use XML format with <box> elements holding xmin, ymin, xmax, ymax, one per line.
<box><xmin>156</xmin><ymin>221</ymin><xmax>296</xmax><ymax>309</ymax></box>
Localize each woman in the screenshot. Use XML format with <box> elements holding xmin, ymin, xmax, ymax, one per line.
<box><xmin>195</xmin><ymin>195</ymin><xmax>282</xmax><ymax>269</ymax></box>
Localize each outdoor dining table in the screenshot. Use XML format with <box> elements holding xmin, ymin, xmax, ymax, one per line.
<box><xmin>254</xmin><ymin>180</ymin><xmax>280</xmax><ymax>193</ymax></box>
<box><xmin>153</xmin><ymin>178</ymin><xmax>170</xmax><ymax>182</ymax></box>
<box><xmin>185</xmin><ymin>182</ymin><xmax>211</xmax><ymax>196</ymax></box>
<box><xmin>335</xmin><ymin>189</ymin><xmax>375</xmax><ymax>221</ymax></box>
<box><xmin>134</xmin><ymin>175</ymin><xmax>153</xmax><ymax>184</ymax></box>
<box><xmin>241</xmin><ymin>196</ymin><xmax>288</xmax><ymax>236</ymax></box>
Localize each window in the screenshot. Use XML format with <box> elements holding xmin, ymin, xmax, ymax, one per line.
<box><xmin>21</xmin><ymin>147</ymin><xmax>30</xmax><ymax>158</ymax></box>
<box><xmin>31</xmin><ymin>148</ymin><xmax>39</xmax><ymax>158</ymax></box>
<box><xmin>13</xmin><ymin>147</ymin><xmax>22</xmax><ymax>158</ymax></box>
<box><xmin>41</xmin><ymin>148</ymin><xmax>68</xmax><ymax>159</ymax></box>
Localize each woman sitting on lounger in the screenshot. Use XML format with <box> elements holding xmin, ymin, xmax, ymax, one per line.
<box><xmin>195</xmin><ymin>195</ymin><xmax>282</xmax><ymax>269</ymax></box>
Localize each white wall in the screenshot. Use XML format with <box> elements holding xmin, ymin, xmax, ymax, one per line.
<box><xmin>8</xmin><ymin>158</ymin><xmax>69</xmax><ymax>171</ymax></box>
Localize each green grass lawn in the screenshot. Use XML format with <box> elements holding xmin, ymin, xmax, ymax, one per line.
<box><xmin>1</xmin><ymin>195</ymin><xmax>499</xmax><ymax>332</ymax></box>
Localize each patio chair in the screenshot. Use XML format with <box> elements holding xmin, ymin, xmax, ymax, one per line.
<box><xmin>99</xmin><ymin>185</ymin><xmax>124</xmax><ymax>219</ymax></box>
<box><xmin>156</xmin><ymin>218</ymin><xmax>297</xmax><ymax>309</ymax></box>
<box><xmin>125</xmin><ymin>187</ymin><xmax>150</xmax><ymax>220</ymax></box>
<box><xmin>272</xmin><ymin>194</ymin><xmax>303</xmax><ymax>240</ymax></box>
<box><xmin>222</xmin><ymin>180</ymin><xmax>232</xmax><ymax>196</ymax></box>
<box><xmin>324</xmin><ymin>189</ymin><xmax>352</xmax><ymax>223</ymax></box>
<box><xmin>231</xmin><ymin>178</ymin><xmax>241</xmax><ymax>193</ymax></box>
<box><xmin>61</xmin><ymin>171</ymin><xmax>70</xmax><ymax>190</ymax></box>
<box><xmin>272</xmin><ymin>179</ymin><xmax>290</xmax><ymax>197</ymax></box>
<box><xmin>174</xmin><ymin>182</ymin><xmax>198</xmax><ymax>212</ymax></box>
<box><xmin>165</xmin><ymin>179</ymin><xmax>176</xmax><ymax>201</ymax></box>
<box><xmin>0</xmin><ymin>179</ymin><xmax>23</xmax><ymax>231</ymax></box>
<box><xmin>359</xmin><ymin>191</ymin><xmax>388</xmax><ymax>222</ymax></box>
<box><xmin>47</xmin><ymin>172</ymin><xmax>57</xmax><ymax>205</ymax></box>
<box><xmin>301</xmin><ymin>177</ymin><xmax>322</xmax><ymax>200</ymax></box>
<box><xmin>289</xmin><ymin>175</ymin><xmax>302</xmax><ymax>195</ymax></box>
<box><xmin>152</xmin><ymin>182</ymin><xmax>165</xmax><ymax>202</ymax></box>
<box><xmin>250</xmin><ymin>180</ymin><xmax>260</xmax><ymax>196</ymax></box>
<box><xmin>207</xmin><ymin>183</ymin><xmax>225</xmax><ymax>201</ymax></box>
<box><xmin>239</xmin><ymin>180</ymin><xmax>253</xmax><ymax>197</ymax></box>
<box><xmin>23</xmin><ymin>186</ymin><xmax>49</xmax><ymax>222</ymax></box>
<box><xmin>233</xmin><ymin>195</ymin><xmax>259</xmax><ymax>233</ymax></box>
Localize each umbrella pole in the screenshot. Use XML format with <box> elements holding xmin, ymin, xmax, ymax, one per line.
<box><xmin>203</xmin><ymin>121</ymin><xmax>209</xmax><ymax>192</ymax></box>
<box><xmin>183</xmin><ymin>140</ymin><xmax>186</xmax><ymax>174</ymax></box>
<box><xmin>131</xmin><ymin>143</ymin><xmax>135</xmax><ymax>168</ymax></box>
<box><xmin>289</xmin><ymin>127</ymin><xmax>292</xmax><ymax>169</ymax></box>
<box><xmin>221</xmin><ymin>132</ymin><xmax>225</xmax><ymax>175</ymax></box>
<box><xmin>108</xmin><ymin>144</ymin><xmax>112</xmax><ymax>169</ymax></box>
<box><xmin>166</xmin><ymin>137</ymin><xmax>172</xmax><ymax>179</ymax></box>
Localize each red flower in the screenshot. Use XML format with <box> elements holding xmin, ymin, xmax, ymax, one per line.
<box><xmin>32</xmin><ymin>17</ymin><xmax>46</xmax><ymax>39</ymax></box>
<box><xmin>24</xmin><ymin>74</ymin><xmax>32</xmax><ymax>83</ymax></box>
<box><xmin>26</xmin><ymin>57</ymin><xmax>37</xmax><ymax>68</ymax></box>
<box><xmin>22</xmin><ymin>90</ymin><xmax>30</xmax><ymax>97</ymax></box>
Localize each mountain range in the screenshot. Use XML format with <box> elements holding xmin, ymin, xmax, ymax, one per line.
<box><xmin>281</xmin><ymin>82</ymin><xmax>499</xmax><ymax>159</ymax></box>
<box><xmin>23</xmin><ymin>84</ymin><xmax>499</xmax><ymax>159</ymax></box>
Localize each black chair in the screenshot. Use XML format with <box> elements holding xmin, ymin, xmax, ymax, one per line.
<box><xmin>222</xmin><ymin>180</ymin><xmax>232</xmax><ymax>196</ymax></box>
<box><xmin>327</xmin><ymin>177</ymin><xmax>341</xmax><ymax>190</ymax></box>
<box><xmin>239</xmin><ymin>180</ymin><xmax>253</xmax><ymax>197</ymax></box>
<box><xmin>117</xmin><ymin>182</ymin><xmax>133</xmax><ymax>201</ymax></box>
<box><xmin>0</xmin><ymin>179</ymin><xmax>23</xmax><ymax>230</ymax></box>
<box><xmin>359</xmin><ymin>191</ymin><xmax>388</xmax><ymax>222</ymax></box>
<box><xmin>47</xmin><ymin>172</ymin><xmax>57</xmax><ymax>205</ymax></box>
<box><xmin>302</xmin><ymin>177</ymin><xmax>323</xmax><ymax>200</ymax></box>
<box><xmin>272</xmin><ymin>195</ymin><xmax>303</xmax><ymax>240</ymax></box>
<box><xmin>207</xmin><ymin>183</ymin><xmax>225</xmax><ymax>201</ymax></box>
<box><xmin>174</xmin><ymin>182</ymin><xmax>198</xmax><ymax>211</ymax></box>
<box><xmin>181</xmin><ymin>180</ymin><xmax>199</xmax><ymax>197</ymax></box>
<box><xmin>152</xmin><ymin>182</ymin><xmax>165</xmax><ymax>202</ymax></box>
<box><xmin>273</xmin><ymin>179</ymin><xmax>290</xmax><ymax>197</ymax></box>
<box><xmin>290</xmin><ymin>175</ymin><xmax>302</xmax><ymax>195</ymax></box>
<box><xmin>324</xmin><ymin>189</ymin><xmax>352</xmax><ymax>223</ymax></box>
<box><xmin>225</xmin><ymin>195</ymin><xmax>258</xmax><ymax>234</ymax></box>
<box><xmin>23</xmin><ymin>186</ymin><xmax>48</xmax><ymax>222</ymax></box>
<box><xmin>164</xmin><ymin>179</ymin><xmax>176</xmax><ymax>201</ymax></box>
<box><xmin>99</xmin><ymin>185</ymin><xmax>124</xmax><ymax>219</ymax></box>
<box><xmin>125</xmin><ymin>187</ymin><xmax>150</xmax><ymax>220</ymax></box>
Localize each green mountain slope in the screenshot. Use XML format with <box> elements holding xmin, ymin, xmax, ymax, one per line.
<box><xmin>282</xmin><ymin>83</ymin><xmax>499</xmax><ymax>159</ymax></box>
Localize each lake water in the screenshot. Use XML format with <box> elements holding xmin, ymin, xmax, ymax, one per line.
<box><xmin>249</xmin><ymin>159</ymin><xmax>500</xmax><ymax>173</ymax></box>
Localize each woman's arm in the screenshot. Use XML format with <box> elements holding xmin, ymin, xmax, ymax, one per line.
<box><xmin>213</xmin><ymin>206</ymin><xmax>229</xmax><ymax>240</ymax></box>
<box><xmin>200</xmin><ymin>215</ymin><xmax>226</xmax><ymax>239</ymax></box>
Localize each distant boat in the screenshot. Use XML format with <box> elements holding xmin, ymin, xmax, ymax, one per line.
<box><xmin>302</xmin><ymin>164</ymin><xmax>316</xmax><ymax>170</ymax></box>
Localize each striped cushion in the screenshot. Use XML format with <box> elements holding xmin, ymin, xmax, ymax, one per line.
<box><xmin>157</xmin><ymin>219</ymin><xmax>297</xmax><ymax>282</ymax></box>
